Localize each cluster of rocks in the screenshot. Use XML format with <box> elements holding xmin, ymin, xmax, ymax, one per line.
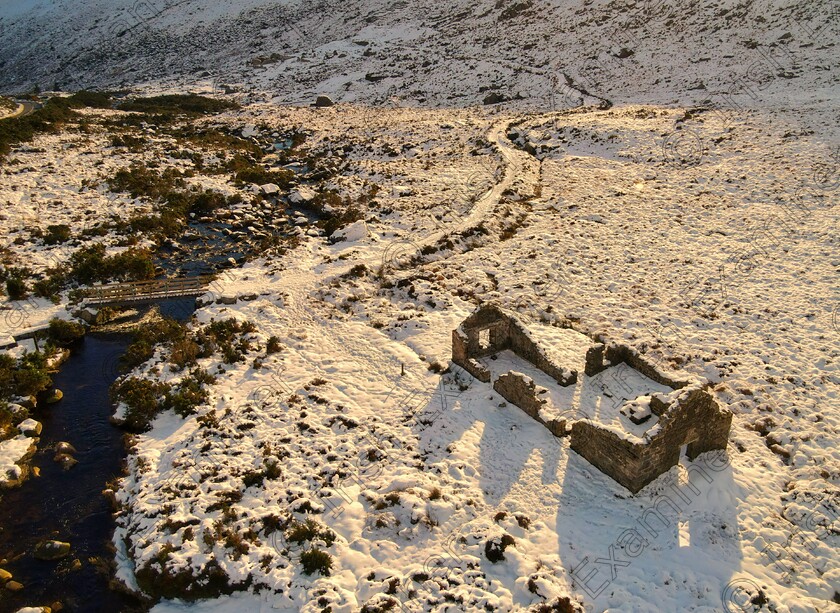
<box><xmin>53</xmin><ymin>442</ymin><xmax>77</xmax><ymax>471</ymax></box>
<box><xmin>0</xmin><ymin>566</ymin><xmax>23</xmax><ymax>593</ymax></box>
<box><xmin>217</xmin><ymin>192</ymin><xmax>322</xmax><ymax>241</ymax></box>
<box><xmin>2</xmin><ymin>539</ymin><xmax>72</xmax><ymax>610</ymax></box>
<box><xmin>157</xmin><ymin>192</ymin><xmax>323</xmax><ymax>276</ymax></box>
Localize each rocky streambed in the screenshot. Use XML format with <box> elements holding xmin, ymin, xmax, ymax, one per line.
<box><xmin>155</xmin><ymin>189</ymin><xmax>323</xmax><ymax>277</ymax></box>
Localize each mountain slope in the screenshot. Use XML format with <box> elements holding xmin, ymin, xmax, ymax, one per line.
<box><xmin>0</xmin><ymin>0</ymin><xmax>837</xmax><ymax>112</ymax></box>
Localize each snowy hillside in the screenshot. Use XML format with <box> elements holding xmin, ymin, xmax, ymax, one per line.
<box><xmin>0</xmin><ymin>0</ymin><xmax>837</xmax><ymax>112</ymax></box>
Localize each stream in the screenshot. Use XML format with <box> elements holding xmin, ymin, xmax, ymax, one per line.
<box><xmin>0</xmin><ymin>299</ymin><xmax>195</xmax><ymax>612</ymax></box>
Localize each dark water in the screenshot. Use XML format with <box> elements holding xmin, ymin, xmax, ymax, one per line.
<box><xmin>0</xmin><ymin>334</ymin><xmax>148</xmax><ymax>613</ymax></box>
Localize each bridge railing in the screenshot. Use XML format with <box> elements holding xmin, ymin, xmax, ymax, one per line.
<box><xmin>84</xmin><ymin>274</ymin><xmax>217</xmax><ymax>304</ymax></box>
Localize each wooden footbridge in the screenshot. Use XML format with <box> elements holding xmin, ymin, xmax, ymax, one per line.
<box><xmin>83</xmin><ymin>275</ymin><xmax>217</xmax><ymax>307</ymax></box>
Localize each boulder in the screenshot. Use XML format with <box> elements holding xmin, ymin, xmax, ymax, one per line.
<box><xmin>7</xmin><ymin>403</ymin><xmax>27</xmax><ymax>417</ymax></box>
<box><xmin>18</xmin><ymin>419</ymin><xmax>42</xmax><ymax>437</ymax></box>
<box><xmin>5</xmin><ymin>580</ymin><xmax>23</xmax><ymax>591</ymax></box>
<box><xmin>330</xmin><ymin>220</ymin><xmax>369</xmax><ymax>243</ymax></box>
<box><xmin>54</xmin><ymin>454</ymin><xmax>78</xmax><ymax>470</ymax></box>
<box><xmin>260</xmin><ymin>183</ymin><xmax>280</xmax><ymax>195</ymax></box>
<box><xmin>55</xmin><ymin>442</ymin><xmax>77</xmax><ymax>455</ymax></box>
<box><xmin>482</xmin><ymin>92</ymin><xmax>507</xmax><ymax>105</ymax></box>
<box><xmin>17</xmin><ymin>396</ymin><xmax>37</xmax><ymax>410</ymax></box>
<box><xmin>289</xmin><ymin>186</ymin><xmax>316</xmax><ymax>204</ymax></box>
<box><xmin>0</xmin><ymin>568</ymin><xmax>11</xmax><ymax>581</ymax></box>
<box><xmin>313</xmin><ymin>95</ymin><xmax>334</xmax><ymax>107</ymax></box>
<box><xmin>34</xmin><ymin>540</ymin><xmax>71</xmax><ymax>561</ymax></box>
<box><xmin>45</xmin><ymin>389</ymin><xmax>63</xmax><ymax>404</ymax></box>
<box><xmin>73</xmin><ymin>308</ymin><xmax>98</xmax><ymax>325</ymax></box>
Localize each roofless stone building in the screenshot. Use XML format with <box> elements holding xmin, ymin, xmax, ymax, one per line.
<box><xmin>452</xmin><ymin>303</ymin><xmax>732</xmax><ymax>493</ymax></box>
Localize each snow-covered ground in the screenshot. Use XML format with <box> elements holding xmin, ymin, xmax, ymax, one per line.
<box><xmin>0</xmin><ymin>0</ymin><xmax>838</xmax><ymax>611</ymax></box>
<box><xmin>0</xmin><ymin>95</ymin><xmax>833</xmax><ymax>611</ymax></box>
<box><xmin>0</xmin><ymin>434</ymin><xmax>35</xmax><ymax>485</ymax></box>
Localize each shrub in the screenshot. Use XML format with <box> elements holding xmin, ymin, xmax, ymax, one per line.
<box><xmin>120</xmin><ymin>341</ymin><xmax>155</xmax><ymax>372</ymax></box>
<box><xmin>110</xmin><ymin>377</ymin><xmax>172</xmax><ymax>431</ymax></box>
<box><xmin>109</xmin><ymin>248</ymin><xmax>155</xmax><ymax>281</ymax></box>
<box><xmin>0</xmin><ymin>354</ymin><xmax>17</xmax><ymax>401</ymax></box>
<box><xmin>0</xmin><ymin>97</ymin><xmax>79</xmax><ymax>158</ymax></box>
<box><xmin>266</xmin><ymin>336</ymin><xmax>283</xmax><ymax>354</ymax></box>
<box><xmin>110</xmin><ymin>133</ymin><xmax>147</xmax><ymax>149</ymax></box>
<box><xmin>222</xmin><ymin>344</ymin><xmax>244</xmax><ymax>364</ymax></box>
<box><xmin>299</xmin><ymin>548</ymin><xmax>333</xmax><ymax>576</ymax></box>
<box><xmin>286</xmin><ymin>519</ymin><xmax>336</xmax><ymax>547</ymax></box>
<box><xmin>69</xmin><ymin>244</ymin><xmax>106</xmax><ymax>285</ymax></box>
<box><xmin>33</xmin><ymin>265</ymin><xmax>68</xmax><ymax>300</ymax></box>
<box><xmin>14</xmin><ymin>351</ymin><xmax>53</xmax><ymax>397</ymax></box>
<box><xmin>190</xmin><ymin>367</ymin><xmax>216</xmax><ymax>386</ymax></box>
<box><xmin>190</xmin><ymin>190</ymin><xmax>228</xmax><ymax>215</ymax></box>
<box><xmin>70</xmin><ymin>244</ymin><xmax>155</xmax><ymax>285</ymax></box>
<box><xmin>122</xmin><ymin>317</ymin><xmax>187</xmax><ymax>371</ymax></box>
<box><xmin>109</xmin><ymin>163</ymin><xmax>185</xmax><ymax>201</ymax></box>
<box><xmin>170</xmin><ymin>338</ymin><xmax>200</xmax><ymax>370</ymax></box>
<box><xmin>0</xmin><ymin>352</ymin><xmax>52</xmax><ymax>401</ymax></box>
<box><xmin>5</xmin><ymin>275</ymin><xmax>28</xmax><ymax>300</ymax></box>
<box><xmin>66</xmin><ymin>90</ymin><xmax>113</xmax><ymax>109</ymax></box>
<box><xmin>233</xmin><ymin>164</ymin><xmax>294</xmax><ymax>188</ymax></box>
<box><xmin>118</xmin><ymin>94</ymin><xmax>239</xmax><ymax>116</ymax></box>
<box><xmin>165</xmin><ymin>376</ymin><xmax>208</xmax><ymax>417</ymax></box>
<box><xmin>43</xmin><ymin>224</ymin><xmax>72</xmax><ymax>245</ymax></box>
<box><xmin>265</xmin><ymin>459</ymin><xmax>281</xmax><ymax>479</ymax></box>
<box><xmin>47</xmin><ymin>318</ymin><xmax>85</xmax><ymax>346</ymax></box>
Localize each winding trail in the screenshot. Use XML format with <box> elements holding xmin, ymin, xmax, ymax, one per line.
<box><xmin>237</xmin><ymin>114</ymin><xmax>534</xmax><ymax>407</ymax></box>
<box><xmin>1</xmin><ymin>100</ymin><xmax>37</xmax><ymax>120</ymax></box>
<box><xmin>431</xmin><ymin>117</ymin><xmax>534</xmax><ymax>241</ymax></box>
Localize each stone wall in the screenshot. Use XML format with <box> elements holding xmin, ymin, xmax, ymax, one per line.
<box><xmin>493</xmin><ymin>372</ymin><xmax>566</xmax><ymax>437</ymax></box>
<box><xmin>452</xmin><ymin>303</ymin><xmax>577</xmax><ymax>387</ymax></box>
<box><xmin>453</xmin><ymin>303</ymin><xmax>732</xmax><ymax>495</ymax></box>
<box><xmin>508</xmin><ymin>322</ymin><xmax>577</xmax><ymax>387</ymax></box>
<box><xmin>570</xmin><ymin>385</ymin><xmax>732</xmax><ymax>493</ymax></box>
<box><xmin>585</xmin><ymin>342</ymin><xmax>688</xmax><ymax>389</ymax></box>
<box><xmin>452</xmin><ymin>328</ymin><xmax>491</xmax><ymax>382</ymax></box>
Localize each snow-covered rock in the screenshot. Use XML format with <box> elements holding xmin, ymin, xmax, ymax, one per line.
<box><xmin>330</xmin><ymin>219</ymin><xmax>368</xmax><ymax>243</ymax></box>
<box><xmin>289</xmin><ymin>186</ymin><xmax>316</xmax><ymax>204</ymax></box>
<box><xmin>17</xmin><ymin>419</ymin><xmax>42</xmax><ymax>437</ymax></box>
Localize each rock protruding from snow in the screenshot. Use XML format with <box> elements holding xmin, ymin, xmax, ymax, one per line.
<box><xmin>330</xmin><ymin>220</ymin><xmax>368</xmax><ymax>243</ymax></box>
<box><xmin>18</xmin><ymin>419</ymin><xmax>42</xmax><ymax>437</ymax></box>
<box><xmin>314</xmin><ymin>95</ymin><xmax>334</xmax><ymax>107</ymax></box>
<box><xmin>289</xmin><ymin>186</ymin><xmax>316</xmax><ymax>204</ymax></box>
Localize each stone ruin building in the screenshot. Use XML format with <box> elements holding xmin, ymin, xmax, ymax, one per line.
<box><xmin>452</xmin><ymin>303</ymin><xmax>732</xmax><ymax>494</ymax></box>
